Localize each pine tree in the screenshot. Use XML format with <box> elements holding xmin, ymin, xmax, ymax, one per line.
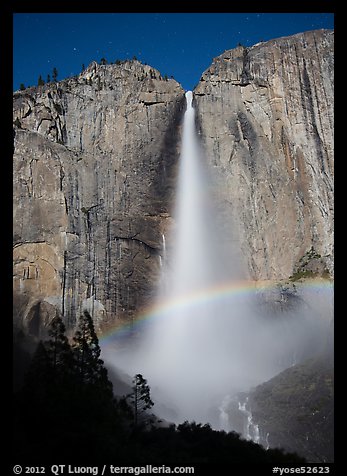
<box><xmin>47</xmin><ymin>74</ymin><xmax>51</xmax><ymax>83</ymax></box>
<box><xmin>45</xmin><ymin>314</ymin><xmax>73</xmax><ymax>381</ymax></box>
<box><xmin>128</xmin><ymin>374</ymin><xmax>154</xmax><ymax>427</ymax></box>
<box><xmin>15</xmin><ymin>313</ymin><xmax>127</xmax><ymax>461</ymax></box>
<box><xmin>52</xmin><ymin>67</ymin><xmax>58</xmax><ymax>82</ymax></box>
<box><xmin>72</xmin><ymin>311</ymin><xmax>113</xmax><ymax>395</ymax></box>
<box><xmin>22</xmin><ymin>316</ymin><xmax>73</xmax><ymax>398</ymax></box>
<box><xmin>37</xmin><ymin>75</ymin><xmax>45</xmax><ymax>86</ymax></box>
<box><xmin>100</xmin><ymin>57</ymin><xmax>108</xmax><ymax>65</ymax></box>
<box><xmin>19</xmin><ymin>83</ymin><xmax>25</xmax><ymax>90</ymax></box>
<box><xmin>81</xmin><ymin>63</ymin><xmax>85</xmax><ymax>72</ymax></box>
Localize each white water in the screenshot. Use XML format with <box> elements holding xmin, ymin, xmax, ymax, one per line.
<box><xmin>135</xmin><ymin>91</ymin><xmax>250</xmax><ymax>422</ymax></box>
<box><xmin>265</xmin><ymin>432</ymin><xmax>270</xmax><ymax>450</ymax></box>
<box><xmin>219</xmin><ymin>394</ymin><xmax>232</xmax><ymax>431</ymax></box>
<box><xmin>238</xmin><ymin>398</ymin><xmax>260</xmax><ymax>444</ymax></box>
<box><xmin>162</xmin><ymin>234</ymin><xmax>166</xmax><ymax>261</ymax></box>
<box><xmin>103</xmin><ymin>91</ymin><xmax>334</xmax><ymax>434</ymax></box>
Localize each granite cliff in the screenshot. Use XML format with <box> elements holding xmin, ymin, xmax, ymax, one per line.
<box><xmin>13</xmin><ymin>60</ymin><xmax>185</xmax><ymax>334</ymax></box>
<box><xmin>13</xmin><ymin>29</ymin><xmax>333</xmax><ymax>335</ymax></box>
<box><xmin>194</xmin><ymin>29</ymin><xmax>334</xmax><ymax>280</ymax></box>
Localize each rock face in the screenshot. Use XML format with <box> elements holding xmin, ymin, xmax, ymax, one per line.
<box><xmin>13</xmin><ymin>30</ymin><xmax>334</xmax><ymax>334</ymax></box>
<box><xmin>194</xmin><ymin>29</ymin><xmax>334</xmax><ymax>280</ymax></box>
<box><xmin>13</xmin><ymin>60</ymin><xmax>185</xmax><ymax>334</ymax></box>
<box><xmin>248</xmin><ymin>352</ymin><xmax>334</xmax><ymax>462</ymax></box>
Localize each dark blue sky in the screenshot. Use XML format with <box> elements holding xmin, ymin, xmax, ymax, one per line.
<box><xmin>13</xmin><ymin>13</ymin><xmax>334</xmax><ymax>92</ymax></box>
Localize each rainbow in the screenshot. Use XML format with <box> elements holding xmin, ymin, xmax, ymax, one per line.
<box><xmin>100</xmin><ymin>277</ymin><xmax>333</xmax><ymax>344</ymax></box>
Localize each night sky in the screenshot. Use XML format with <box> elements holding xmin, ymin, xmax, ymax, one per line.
<box><xmin>13</xmin><ymin>13</ymin><xmax>334</xmax><ymax>92</ymax></box>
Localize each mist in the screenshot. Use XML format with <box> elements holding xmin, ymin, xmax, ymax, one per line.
<box><xmin>101</xmin><ymin>91</ymin><xmax>333</xmax><ymax>430</ymax></box>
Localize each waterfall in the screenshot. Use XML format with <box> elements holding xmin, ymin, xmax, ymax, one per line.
<box><xmin>238</xmin><ymin>398</ymin><xmax>260</xmax><ymax>444</ymax></box>
<box><xmin>107</xmin><ymin>91</ymin><xmax>265</xmax><ymax>424</ymax></box>
<box><xmin>161</xmin><ymin>233</ymin><xmax>166</xmax><ymax>268</ymax></box>
<box><xmin>219</xmin><ymin>394</ymin><xmax>232</xmax><ymax>431</ymax></box>
<box><xmin>169</xmin><ymin>90</ymin><xmax>216</xmax><ymax>296</ymax></box>
<box><xmin>265</xmin><ymin>432</ymin><xmax>270</xmax><ymax>450</ymax></box>
<box><xmin>102</xmin><ymin>90</ymin><xmax>331</xmax><ymax>433</ymax></box>
<box><xmin>162</xmin><ymin>234</ymin><xmax>166</xmax><ymax>258</ymax></box>
<box><xmin>135</xmin><ymin>91</ymin><xmax>248</xmax><ymax>423</ymax></box>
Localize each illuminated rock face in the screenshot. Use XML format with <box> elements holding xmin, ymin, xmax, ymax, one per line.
<box><xmin>13</xmin><ymin>60</ymin><xmax>185</xmax><ymax>334</ymax></box>
<box><xmin>13</xmin><ymin>30</ymin><xmax>334</xmax><ymax>334</ymax></box>
<box><xmin>194</xmin><ymin>29</ymin><xmax>334</xmax><ymax>280</ymax></box>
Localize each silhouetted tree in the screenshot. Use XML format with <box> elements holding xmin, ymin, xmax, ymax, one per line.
<box><xmin>47</xmin><ymin>74</ymin><xmax>51</xmax><ymax>83</ymax></box>
<box><xmin>37</xmin><ymin>75</ymin><xmax>45</xmax><ymax>86</ymax></box>
<box><xmin>14</xmin><ymin>314</ymin><xmax>122</xmax><ymax>462</ymax></box>
<box><xmin>45</xmin><ymin>314</ymin><xmax>73</xmax><ymax>382</ymax></box>
<box><xmin>19</xmin><ymin>83</ymin><xmax>25</xmax><ymax>90</ymax></box>
<box><xmin>81</xmin><ymin>63</ymin><xmax>85</xmax><ymax>72</ymax></box>
<box><xmin>72</xmin><ymin>311</ymin><xmax>113</xmax><ymax>396</ymax></box>
<box><xmin>14</xmin><ymin>320</ymin><xmax>308</xmax><ymax>465</ymax></box>
<box><xmin>100</xmin><ymin>57</ymin><xmax>108</xmax><ymax>65</ymax></box>
<box><xmin>21</xmin><ymin>316</ymin><xmax>74</xmax><ymax>401</ymax></box>
<box><xmin>127</xmin><ymin>373</ymin><xmax>154</xmax><ymax>427</ymax></box>
<box><xmin>52</xmin><ymin>67</ymin><xmax>58</xmax><ymax>82</ymax></box>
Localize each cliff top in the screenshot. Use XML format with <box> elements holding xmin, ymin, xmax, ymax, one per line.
<box><xmin>198</xmin><ymin>29</ymin><xmax>334</xmax><ymax>85</ymax></box>
<box><xmin>14</xmin><ymin>58</ymin><xmax>183</xmax><ymax>96</ymax></box>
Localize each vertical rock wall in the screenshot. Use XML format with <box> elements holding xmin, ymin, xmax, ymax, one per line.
<box><xmin>13</xmin><ymin>61</ymin><xmax>185</xmax><ymax>334</ymax></box>
<box><xmin>194</xmin><ymin>29</ymin><xmax>334</xmax><ymax>280</ymax></box>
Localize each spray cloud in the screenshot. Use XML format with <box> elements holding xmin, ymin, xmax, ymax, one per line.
<box><xmin>102</xmin><ymin>91</ymin><xmax>333</xmax><ymax>429</ymax></box>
